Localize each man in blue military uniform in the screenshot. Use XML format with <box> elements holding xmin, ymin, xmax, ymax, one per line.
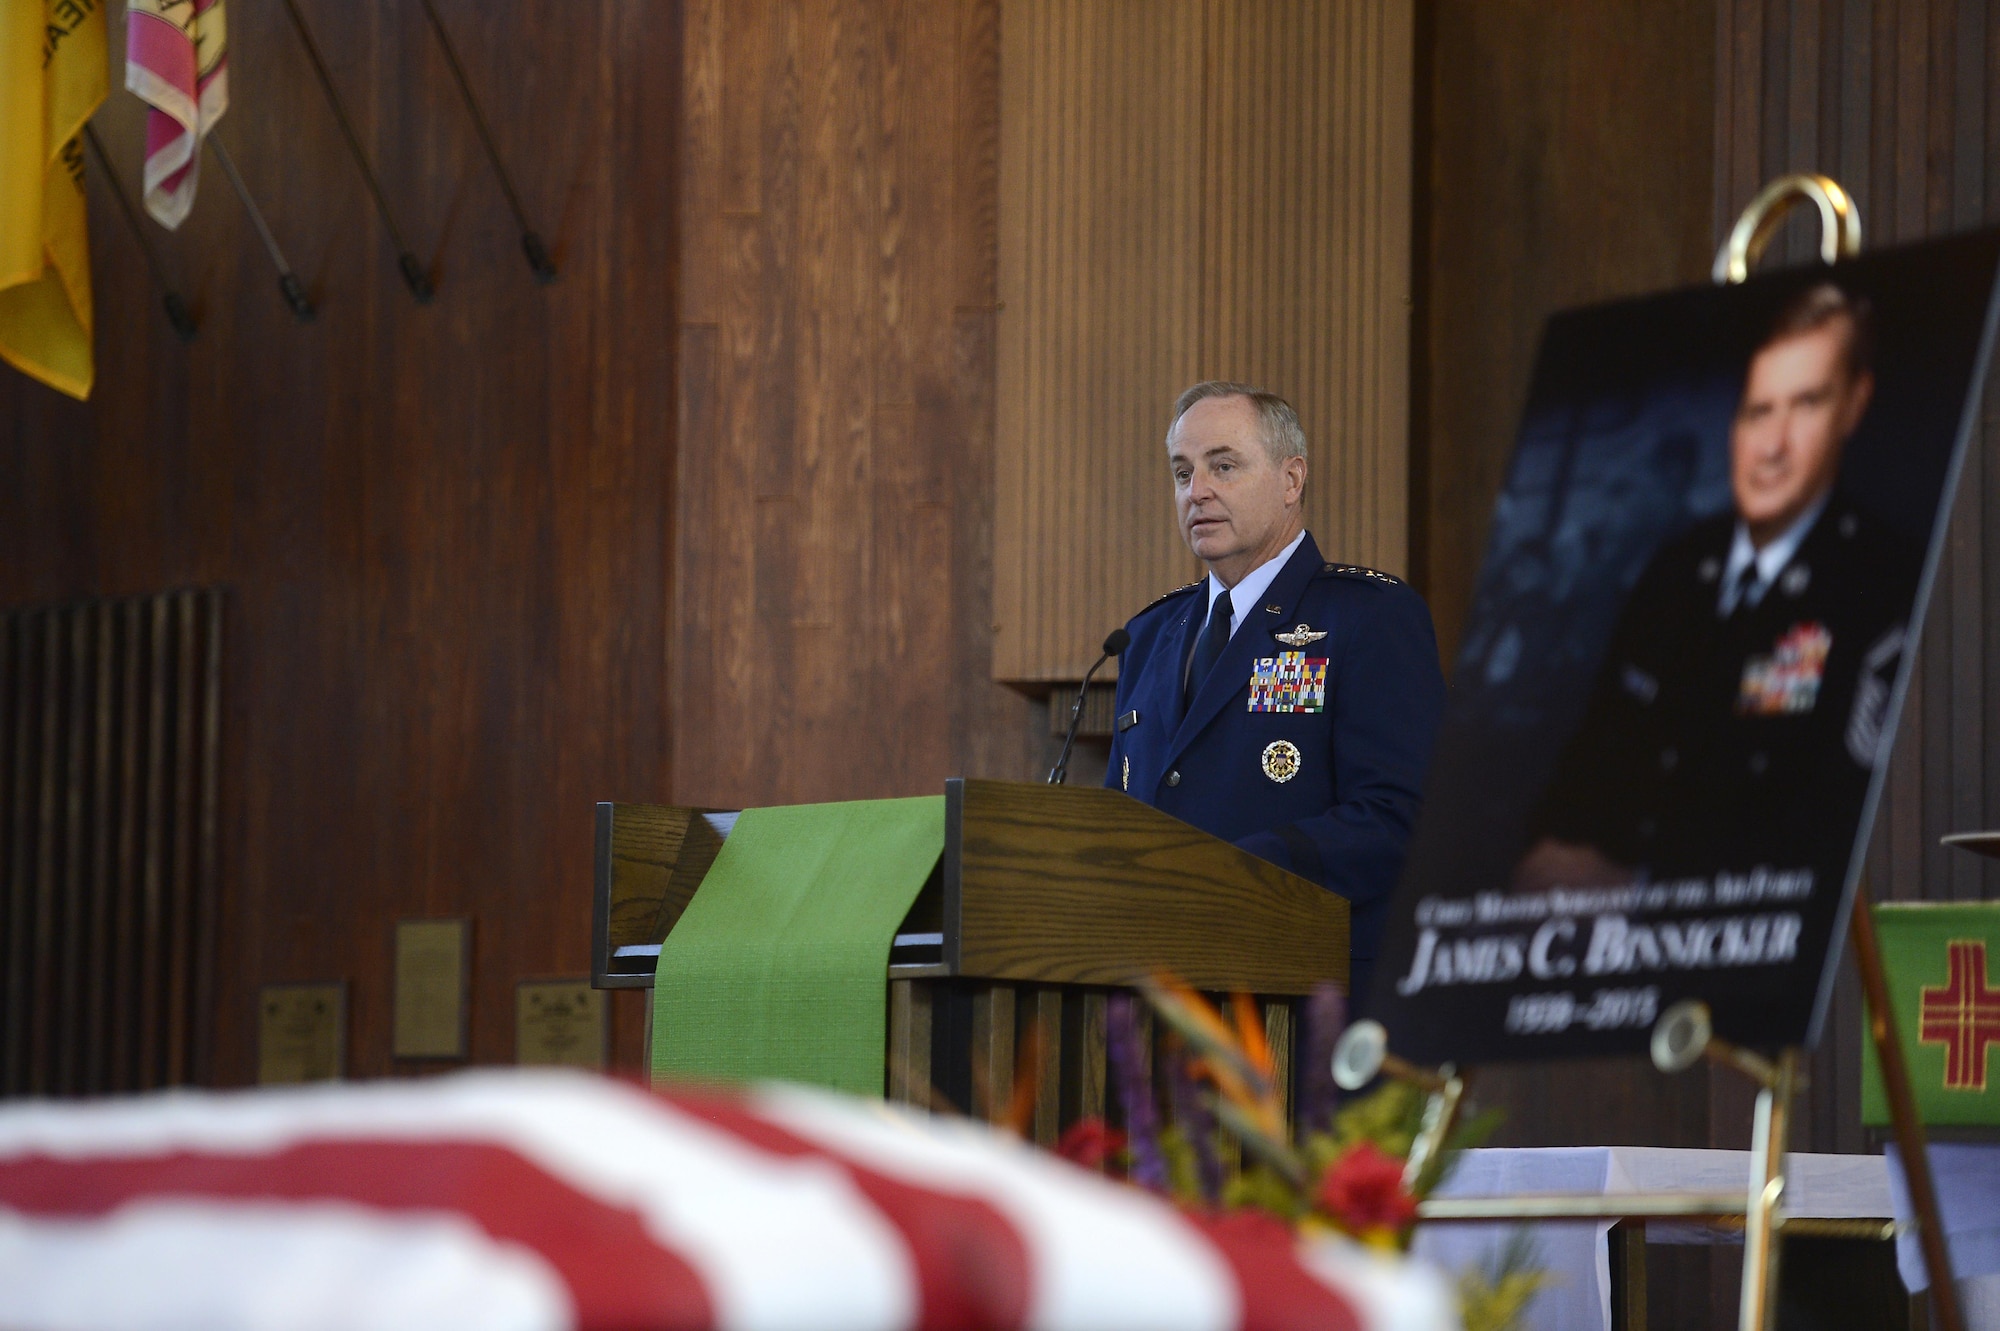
<box><xmin>1517</xmin><ymin>282</ymin><xmax>1917</xmax><ymax>892</ymax></box>
<box><xmin>1105</xmin><ymin>381</ymin><xmax>1447</xmax><ymax>1003</ymax></box>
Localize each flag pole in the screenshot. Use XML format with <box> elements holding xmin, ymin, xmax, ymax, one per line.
<box><xmin>82</xmin><ymin>126</ymin><xmax>199</xmax><ymax>343</ymax></box>
<box><xmin>277</xmin><ymin>0</ymin><xmax>435</xmax><ymax>302</ymax></box>
<box><xmin>206</xmin><ymin>138</ymin><xmax>316</xmax><ymax>323</ymax></box>
<box><xmin>1850</xmin><ymin>880</ymin><xmax>1963</xmax><ymax>1331</ymax></box>
<box><xmin>416</xmin><ymin>0</ymin><xmax>557</xmax><ymax>283</ymax></box>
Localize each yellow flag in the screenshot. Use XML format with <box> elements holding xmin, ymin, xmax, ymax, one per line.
<box><xmin>0</xmin><ymin>0</ymin><xmax>109</xmax><ymax>400</ymax></box>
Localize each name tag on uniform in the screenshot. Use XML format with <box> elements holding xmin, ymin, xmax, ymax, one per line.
<box><xmin>1248</xmin><ymin>652</ymin><xmax>1327</xmax><ymax>713</ymax></box>
<box><xmin>1738</xmin><ymin>622</ymin><xmax>1831</xmax><ymax>716</ymax></box>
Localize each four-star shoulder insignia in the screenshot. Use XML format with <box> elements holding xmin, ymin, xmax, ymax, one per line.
<box><xmin>1320</xmin><ymin>562</ymin><xmax>1402</xmax><ymax>587</ymax></box>
<box><xmin>1139</xmin><ymin>580</ymin><xmax>1204</xmax><ymax>614</ymax></box>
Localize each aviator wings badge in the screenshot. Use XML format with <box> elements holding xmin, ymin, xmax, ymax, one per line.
<box><xmin>1273</xmin><ymin>623</ymin><xmax>1327</xmax><ymax>647</ymax></box>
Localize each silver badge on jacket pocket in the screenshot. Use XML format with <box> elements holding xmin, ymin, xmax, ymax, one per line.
<box><xmin>1261</xmin><ymin>740</ymin><xmax>1301</xmax><ymax>783</ymax></box>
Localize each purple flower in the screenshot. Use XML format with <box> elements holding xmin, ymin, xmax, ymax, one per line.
<box><xmin>1299</xmin><ymin>983</ymin><xmax>1346</xmax><ymax>1136</ymax></box>
<box><xmin>1168</xmin><ymin>1045</ymin><xmax>1223</xmax><ymax>1203</ymax></box>
<box><xmin>1107</xmin><ymin>994</ymin><xmax>1167</xmax><ymax>1191</ymax></box>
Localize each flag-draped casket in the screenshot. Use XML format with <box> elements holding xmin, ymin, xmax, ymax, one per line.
<box><xmin>0</xmin><ymin>1068</ymin><xmax>1455</xmax><ymax>1331</ymax></box>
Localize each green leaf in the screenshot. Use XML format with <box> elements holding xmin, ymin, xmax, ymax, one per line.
<box><xmin>1157</xmin><ymin>1124</ymin><xmax>1205</xmax><ymax>1206</ymax></box>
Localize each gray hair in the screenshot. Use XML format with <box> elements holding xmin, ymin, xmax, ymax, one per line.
<box><xmin>1167</xmin><ymin>380</ymin><xmax>1308</xmax><ymax>461</ymax></box>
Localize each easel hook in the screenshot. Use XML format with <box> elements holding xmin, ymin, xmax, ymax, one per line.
<box><xmin>1712</xmin><ymin>173</ymin><xmax>1862</xmax><ymax>285</ymax></box>
<box><xmin>1650</xmin><ymin>999</ymin><xmax>1780</xmax><ymax>1088</ymax></box>
<box><xmin>1330</xmin><ymin>1019</ymin><xmax>1450</xmax><ymax>1091</ymax></box>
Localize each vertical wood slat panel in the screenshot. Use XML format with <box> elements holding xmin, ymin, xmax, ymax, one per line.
<box><xmin>138</xmin><ymin>597</ymin><xmax>169</xmax><ymax>1089</ymax></box>
<box><xmin>887</xmin><ymin>977</ymin><xmax>934</xmax><ymax>1106</ymax></box>
<box><xmin>192</xmin><ymin>591</ymin><xmax>223</xmax><ymax>1085</ymax></box>
<box><xmin>1715</xmin><ymin>0</ymin><xmax>2000</xmax><ymax>1154</ymax></box>
<box><xmin>1263</xmin><ymin>999</ymin><xmax>1294</xmax><ymax>1127</ymax></box>
<box><xmin>55</xmin><ymin>608</ymin><xmax>90</xmax><ymax>1094</ymax></box>
<box><xmin>29</xmin><ymin>613</ymin><xmax>60</xmax><ymax>1095</ymax></box>
<box><xmin>994</xmin><ymin>0</ymin><xmax>1414</xmax><ymax>684</ymax></box>
<box><xmin>1029</xmin><ymin>987</ymin><xmax>1063</xmax><ymax>1146</ymax></box>
<box><xmin>1073</xmin><ymin>989</ymin><xmax>1107</xmax><ymax>1124</ymax></box>
<box><xmin>0</xmin><ymin>591</ymin><xmax>223</xmax><ymax>1099</ymax></box>
<box><xmin>109</xmin><ymin>599</ymin><xmax>143</xmax><ymax>1092</ymax></box>
<box><xmin>971</xmin><ymin>981</ymin><xmax>1016</xmax><ymax>1121</ymax></box>
<box><xmin>165</xmin><ymin>594</ymin><xmax>199</xmax><ymax>1084</ymax></box>
<box><xmin>2</xmin><ymin>615</ymin><xmax>33</xmax><ymax>1091</ymax></box>
<box><xmin>84</xmin><ymin>602</ymin><xmax>115</xmax><ymax>1092</ymax></box>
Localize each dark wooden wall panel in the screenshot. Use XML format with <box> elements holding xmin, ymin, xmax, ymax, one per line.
<box><xmin>673</xmin><ymin>0</ymin><xmax>1040</xmax><ymax>811</ymax></box>
<box><xmin>1714</xmin><ymin>0</ymin><xmax>2000</xmax><ymax>1163</ymax></box>
<box><xmin>0</xmin><ymin>1</ymin><xmax>679</xmax><ymax>1083</ymax></box>
<box><xmin>1415</xmin><ymin>0</ymin><xmax>1720</xmax><ymax>660</ymax></box>
<box><xmin>0</xmin><ymin>592</ymin><xmax>221</xmax><ymax>1097</ymax></box>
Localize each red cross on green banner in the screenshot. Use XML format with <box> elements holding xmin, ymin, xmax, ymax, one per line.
<box><xmin>1864</xmin><ymin>904</ymin><xmax>2000</xmax><ymax>1128</ymax></box>
<box><xmin>1918</xmin><ymin>940</ymin><xmax>2000</xmax><ymax>1090</ymax></box>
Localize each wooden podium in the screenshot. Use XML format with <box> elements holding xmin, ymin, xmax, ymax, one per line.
<box><xmin>593</xmin><ymin>778</ymin><xmax>1348</xmax><ymax>1142</ymax></box>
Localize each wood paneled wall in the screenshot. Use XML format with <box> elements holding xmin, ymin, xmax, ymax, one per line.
<box><xmin>0</xmin><ymin>0</ymin><xmax>677</xmax><ymax>1082</ymax></box>
<box><xmin>994</xmin><ymin>0</ymin><xmax>1414</xmax><ymax>684</ymax></box>
<box><xmin>2</xmin><ymin>592</ymin><xmax>222</xmax><ymax>1096</ymax></box>
<box><xmin>1416</xmin><ymin>0</ymin><xmax>1720</xmax><ymax>661</ymax></box>
<box><xmin>1713</xmin><ymin>0</ymin><xmax>2000</xmax><ymax>1159</ymax></box>
<box><xmin>672</xmin><ymin>0</ymin><xmax>1042</xmax><ymax>809</ymax></box>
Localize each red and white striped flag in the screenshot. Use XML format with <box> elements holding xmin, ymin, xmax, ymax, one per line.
<box><xmin>123</xmin><ymin>0</ymin><xmax>228</xmax><ymax>229</ymax></box>
<box><xmin>0</xmin><ymin>1070</ymin><xmax>1456</xmax><ymax>1331</ymax></box>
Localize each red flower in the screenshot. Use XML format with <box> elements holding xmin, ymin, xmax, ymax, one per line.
<box><xmin>1056</xmin><ymin>1117</ymin><xmax>1126</xmax><ymax>1170</ymax></box>
<box><xmin>1315</xmin><ymin>1141</ymin><xmax>1417</xmax><ymax>1232</ymax></box>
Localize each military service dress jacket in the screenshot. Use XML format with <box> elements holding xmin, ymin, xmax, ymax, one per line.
<box><xmin>1104</xmin><ymin>532</ymin><xmax>1446</xmax><ymax>1000</ymax></box>
<box><xmin>1534</xmin><ymin>493</ymin><xmax>1918</xmax><ymax>881</ymax></box>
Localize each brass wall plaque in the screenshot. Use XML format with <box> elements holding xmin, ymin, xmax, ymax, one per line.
<box><xmin>393</xmin><ymin>919</ymin><xmax>470</xmax><ymax>1059</ymax></box>
<box><xmin>258</xmin><ymin>983</ymin><xmax>346</xmax><ymax>1084</ymax></box>
<box><xmin>515</xmin><ymin>979</ymin><xmax>607</xmax><ymax>1069</ymax></box>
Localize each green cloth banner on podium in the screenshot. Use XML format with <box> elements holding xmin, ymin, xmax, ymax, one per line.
<box><xmin>650</xmin><ymin>796</ymin><xmax>943</xmax><ymax>1095</ymax></box>
<box><xmin>1862</xmin><ymin>902</ymin><xmax>2000</xmax><ymax>1128</ymax></box>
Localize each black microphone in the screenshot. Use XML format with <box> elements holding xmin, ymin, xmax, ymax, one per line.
<box><xmin>1048</xmin><ymin>629</ymin><xmax>1132</xmax><ymax>785</ymax></box>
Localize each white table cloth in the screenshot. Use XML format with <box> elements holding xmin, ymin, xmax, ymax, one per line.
<box><xmin>1413</xmin><ymin>1146</ymin><xmax>1894</xmax><ymax>1331</ymax></box>
<box><xmin>1884</xmin><ymin>1142</ymin><xmax>2000</xmax><ymax>1329</ymax></box>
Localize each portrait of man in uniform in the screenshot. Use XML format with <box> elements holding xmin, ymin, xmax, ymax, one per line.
<box><xmin>1366</xmin><ymin>234</ymin><xmax>1997</xmax><ymax>1062</ymax></box>
<box><xmin>1514</xmin><ymin>282</ymin><xmax>1919</xmax><ymax>892</ymax></box>
<box><xmin>1105</xmin><ymin>382</ymin><xmax>1446</xmax><ymax>1003</ymax></box>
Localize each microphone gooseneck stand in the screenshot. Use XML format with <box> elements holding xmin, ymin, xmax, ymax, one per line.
<box><xmin>1048</xmin><ymin>628</ymin><xmax>1130</xmax><ymax>785</ymax></box>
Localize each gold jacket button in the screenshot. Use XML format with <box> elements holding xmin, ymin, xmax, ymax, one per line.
<box><xmin>1166</xmin><ymin>770</ymin><xmax>1181</xmax><ymax>787</ymax></box>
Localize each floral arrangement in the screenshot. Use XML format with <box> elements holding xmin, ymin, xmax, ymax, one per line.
<box><xmin>1045</xmin><ymin>977</ymin><xmax>1546</xmax><ymax>1331</ymax></box>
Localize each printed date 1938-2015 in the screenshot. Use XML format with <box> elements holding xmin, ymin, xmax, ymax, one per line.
<box><xmin>1505</xmin><ymin>986</ymin><xmax>1660</xmax><ymax>1036</ymax></box>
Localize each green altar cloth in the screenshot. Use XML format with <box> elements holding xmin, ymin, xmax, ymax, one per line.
<box><xmin>650</xmin><ymin>796</ymin><xmax>943</xmax><ymax>1095</ymax></box>
<box><xmin>1863</xmin><ymin>901</ymin><xmax>2000</xmax><ymax>1128</ymax></box>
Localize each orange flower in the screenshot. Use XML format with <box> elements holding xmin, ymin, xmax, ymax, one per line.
<box><xmin>1315</xmin><ymin>1141</ymin><xmax>1417</xmax><ymax>1233</ymax></box>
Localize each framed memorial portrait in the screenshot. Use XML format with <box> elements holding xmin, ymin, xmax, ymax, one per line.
<box><xmin>1371</xmin><ymin>228</ymin><xmax>2000</xmax><ymax>1063</ymax></box>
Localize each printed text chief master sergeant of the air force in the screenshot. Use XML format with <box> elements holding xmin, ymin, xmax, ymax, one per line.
<box><xmin>1105</xmin><ymin>382</ymin><xmax>1447</xmax><ymax>1006</ymax></box>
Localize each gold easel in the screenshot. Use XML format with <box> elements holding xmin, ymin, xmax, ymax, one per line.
<box><xmin>1340</xmin><ymin>174</ymin><xmax>1964</xmax><ymax>1331</ymax></box>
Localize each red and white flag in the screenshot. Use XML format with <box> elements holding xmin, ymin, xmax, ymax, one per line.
<box><xmin>0</xmin><ymin>1069</ymin><xmax>1455</xmax><ymax>1331</ymax></box>
<box><xmin>123</xmin><ymin>0</ymin><xmax>229</xmax><ymax>230</ymax></box>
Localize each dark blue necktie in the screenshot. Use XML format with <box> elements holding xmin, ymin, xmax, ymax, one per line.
<box><xmin>1727</xmin><ymin>560</ymin><xmax>1762</xmax><ymax>618</ymax></box>
<box><xmin>1186</xmin><ymin>588</ymin><xmax>1233</xmax><ymax>707</ymax></box>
